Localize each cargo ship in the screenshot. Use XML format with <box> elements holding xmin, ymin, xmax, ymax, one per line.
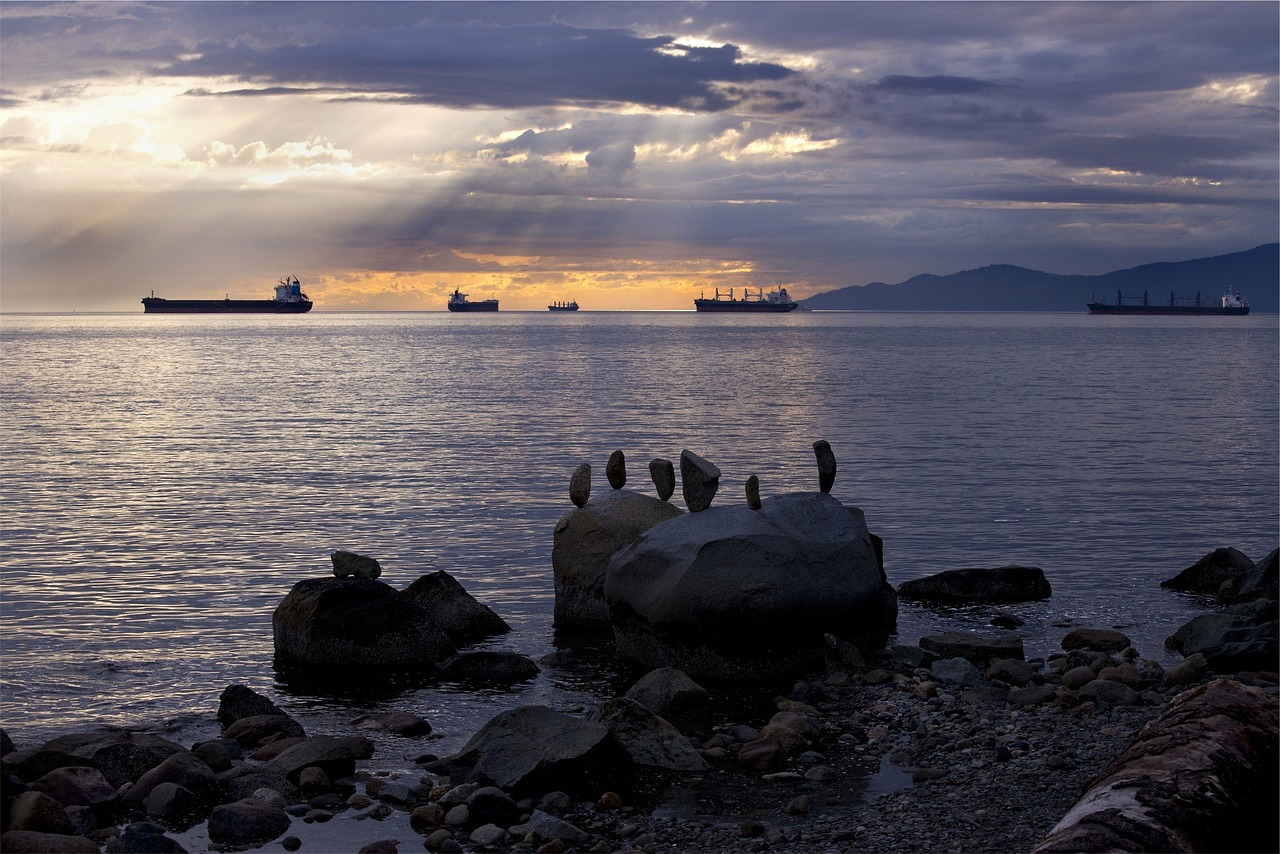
<box><xmin>142</xmin><ymin>276</ymin><xmax>312</xmax><ymax>313</ymax></box>
<box><xmin>1086</xmin><ymin>289</ymin><xmax>1250</xmax><ymax>316</ymax></box>
<box><xmin>694</xmin><ymin>286</ymin><xmax>799</xmax><ymax>313</ymax></box>
<box><xmin>548</xmin><ymin>300</ymin><xmax>579</xmax><ymax>312</ymax></box>
<box><xmin>447</xmin><ymin>289</ymin><xmax>499</xmax><ymax>312</ymax></box>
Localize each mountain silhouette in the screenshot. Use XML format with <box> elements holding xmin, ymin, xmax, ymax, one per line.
<box><xmin>803</xmin><ymin>244</ymin><xmax>1278</xmax><ymax>313</ymax></box>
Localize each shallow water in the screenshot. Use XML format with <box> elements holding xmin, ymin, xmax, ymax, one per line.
<box><xmin>1</xmin><ymin>310</ymin><xmax>1275</xmax><ymax>767</ymax></box>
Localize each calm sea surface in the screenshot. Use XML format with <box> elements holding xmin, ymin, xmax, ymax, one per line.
<box><xmin>2</xmin><ymin>310</ymin><xmax>1276</xmax><ymax>767</ymax></box>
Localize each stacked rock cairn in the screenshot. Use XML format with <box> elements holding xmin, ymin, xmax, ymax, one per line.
<box><xmin>568</xmin><ymin>440</ymin><xmax>838</xmax><ymax>510</ymax></box>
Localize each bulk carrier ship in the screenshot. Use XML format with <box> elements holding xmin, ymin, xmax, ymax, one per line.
<box><xmin>142</xmin><ymin>276</ymin><xmax>313</xmax><ymax>313</ymax></box>
<box><xmin>1086</xmin><ymin>289</ymin><xmax>1249</xmax><ymax>316</ymax></box>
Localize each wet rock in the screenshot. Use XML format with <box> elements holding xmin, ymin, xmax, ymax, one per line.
<box><xmin>897</xmin><ymin>566</ymin><xmax>1051</xmax><ymax>605</ymax></box>
<box><xmin>1218</xmin><ymin>548</ymin><xmax>1278</xmax><ymax>605</ymax></box>
<box><xmin>351</xmin><ymin>711</ymin><xmax>433</xmax><ymax>737</ymax></box>
<box><xmin>142</xmin><ymin>781</ymin><xmax>196</xmax><ymax>821</ymax></box>
<box><xmin>217</xmin><ymin>685</ymin><xmax>288</xmax><ymax>727</ymax></box>
<box><xmin>1166</xmin><ymin>600</ymin><xmax>1278</xmax><ymax>671</ymax></box>
<box><xmin>918</xmin><ymin>632</ymin><xmax>1025</xmax><ymax>666</ymax></box>
<box><xmin>443</xmin><ymin>705</ymin><xmax>631</xmax><ymax>799</ymax></box>
<box><xmin>225</xmin><ymin>714</ymin><xmax>306</xmax><ymax>748</ymax></box>
<box><xmin>606</xmin><ymin>450</ymin><xmax>626</xmax><ymax>489</ymax></box>
<box><xmin>679</xmin><ymin>449</ymin><xmax>721</xmax><ymax>512</ymax></box>
<box><xmin>272</xmin><ymin>577</ymin><xmax>456</xmax><ymax>669</ymax></box>
<box><xmin>649</xmin><ymin>458</ymin><xmax>675</xmax><ymax>501</ymax></box>
<box><xmin>437</xmin><ymin>650</ymin><xmax>540</xmax><ymax>684</ymax></box>
<box><xmin>569</xmin><ymin>462</ymin><xmax>592</xmax><ymax>508</ymax></box>
<box><xmin>401</xmin><ymin>570</ymin><xmax>510</xmax><ymax>642</ymax></box>
<box><xmin>1060</xmin><ymin>627</ymin><xmax>1131</xmax><ymax>653</ymax></box>
<box><xmin>264</xmin><ymin>735</ymin><xmax>374</xmax><ymax>787</ymax></box>
<box><xmin>207</xmin><ymin>797</ymin><xmax>292</xmax><ymax>846</ymax></box>
<box><xmin>7</xmin><ymin>790</ymin><xmax>74</xmax><ymax>834</ymax></box>
<box><xmin>1161</xmin><ymin>546</ymin><xmax>1254</xmax><ymax>594</ymax></box>
<box><xmin>332</xmin><ymin>550</ymin><xmax>383</xmax><ymax>580</ymax></box>
<box><xmin>0</xmin><ymin>830</ymin><xmax>98</xmax><ymax>853</ymax></box>
<box><xmin>465</xmin><ymin>786</ymin><xmax>520</xmax><ymax>828</ymax></box>
<box><xmin>813</xmin><ymin>440</ymin><xmax>836</xmax><ymax>493</ymax></box>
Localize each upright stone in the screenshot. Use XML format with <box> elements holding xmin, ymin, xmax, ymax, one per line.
<box><xmin>569</xmin><ymin>463</ymin><xmax>591</xmax><ymax>508</ymax></box>
<box><xmin>745</xmin><ymin>476</ymin><xmax>761</xmax><ymax>510</ymax></box>
<box><xmin>813</xmin><ymin>440</ymin><xmax>836</xmax><ymax>494</ymax></box>
<box><xmin>679</xmin><ymin>450</ymin><xmax>720</xmax><ymax>512</ymax></box>
<box><xmin>606</xmin><ymin>451</ymin><xmax>626</xmax><ymax>489</ymax></box>
<box><xmin>649</xmin><ymin>458</ymin><xmax>675</xmax><ymax>502</ymax></box>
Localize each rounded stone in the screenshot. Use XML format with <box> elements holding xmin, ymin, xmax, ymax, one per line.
<box><xmin>569</xmin><ymin>463</ymin><xmax>591</xmax><ymax>508</ymax></box>
<box><xmin>606</xmin><ymin>450</ymin><xmax>626</xmax><ymax>489</ymax></box>
<box><xmin>813</xmin><ymin>440</ymin><xmax>837</xmax><ymax>493</ymax></box>
<box><xmin>745</xmin><ymin>475</ymin><xmax>761</xmax><ymax>510</ymax></box>
<box><xmin>649</xmin><ymin>458</ymin><xmax>676</xmax><ymax>501</ymax></box>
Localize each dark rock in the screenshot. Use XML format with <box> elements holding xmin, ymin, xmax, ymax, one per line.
<box><xmin>812</xmin><ymin>440</ymin><xmax>836</xmax><ymax>493</ymax></box>
<box><xmin>679</xmin><ymin>449</ymin><xmax>721</xmax><ymax>512</ymax></box>
<box><xmin>7</xmin><ymin>790</ymin><xmax>74</xmax><ymax>834</ymax></box>
<box><xmin>217</xmin><ymin>685</ymin><xmax>287</xmax><ymax>727</ymax></box>
<box><xmin>224</xmin><ymin>714</ymin><xmax>306</xmax><ymax>748</ymax></box>
<box><xmin>991</xmin><ymin>611</ymin><xmax>1025</xmax><ymax>628</ymax></box>
<box><xmin>121</xmin><ymin>752</ymin><xmax>216</xmax><ymax>807</ymax></box>
<box><xmin>272</xmin><ymin>577</ymin><xmax>455</xmax><ymax>669</ymax></box>
<box><xmin>41</xmin><ymin>733</ymin><xmax>186</xmax><ymax>791</ymax></box>
<box><xmin>1078</xmin><ymin>679</ymin><xmax>1141</xmax><ymax>709</ymax></box>
<box><xmin>1161</xmin><ymin>546</ymin><xmax>1254</xmax><ymax>594</ymax></box>
<box><xmin>437</xmin><ymin>650</ymin><xmax>540</xmax><ymax>684</ymax></box>
<box><xmin>918</xmin><ymin>632</ymin><xmax>1025</xmax><ymax>666</ymax></box>
<box><xmin>737</xmin><ymin>738</ymin><xmax>787</xmax><ymax>773</ymax></box>
<box><xmin>605</xmin><ymin>491</ymin><xmax>897</xmax><ymax>680</ymax></box>
<box><xmin>117</xmin><ymin>821</ymin><xmax>188</xmax><ymax>853</ymax></box>
<box><xmin>141</xmin><ymin>782</ymin><xmax>196</xmax><ymax>822</ymax></box>
<box><xmin>30</xmin><ymin>766</ymin><xmax>118</xmax><ymax>814</ymax></box>
<box><xmin>215</xmin><ymin>766</ymin><xmax>300</xmax><ymax>803</ymax></box>
<box><xmin>1061</xmin><ymin>627</ymin><xmax>1132</xmax><ymax>653</ymax></box>
<box><xmin>190</xmin><ymin>740</ymin><xmax>236</xmax><ymax>774</ymax></box>
<box><xmin>444</xmin><ymin>705</ymin><xmax>631</xmax><ymax>799</ymax></box>
<box><xmin>0</xmin><ymin>830</ymin><xmax>99</xmax><ymax>852</ymax></box>
<box><xmin>745</xmin><ymin>475</ymin><xmax>761</xmax><ymax>510</ymax></box>
<box><xmin>1008</xmin><ymin>684</ymin><xmax>1058</xmax><ymax>706</ymax></box>
<box><xmin>352</xmin><ymin>712</ymin><xmax>433</xmax><ymax>737</ymax></box>
<box><xmin>1</xmin><ymin>749</ymin><xmax>93</xmax><ymax>783</ymax></box>
<box><xmin>207</xmin><ymin>798</ymin><xmax>292</xmax><ymax>846</ymax></box>
<box><xmin>264</xmin><ymin>735</ymin><xmax>374</xmax><ymax>787</ymax></box>
<box><xmin>1219</xmin><ymin>548</ymin><xmax>1278</xmax><ymax>604</ymax></box>
<box><xmin>569</xmin><ymin>463</ymin><xmax>591</xmax><ymax>508</ymax></box>
<box><xmin>465</xmin><ymin>786</ymin><xmax>520</xmax><ymax>829</ymax></box>
<box><xmin>402</xmin><ymin>570</ymin><xmax>510</xmax><ymax>641</ymax></box>
<box><xmin>897</xmin><ymin>566</ymin><xmax>1051</xmax><ymax>605</ymax></box>
<box><xmin>1</xmin><ymin>729</ymin><xmax>14</xmax><ymax>756</ymax></box>
<box><xmin>551</xmin><ymin>488</ymin><xmax>683</xmax><ymax>629</ymax></box>
<box><xmin>649</xmin><ymin>458</ymin><xmax>675</xmax><ymax>501</ymax></box>
<box><xmin>606</xmin><ymin>450</ymin><xmax>626</xmax><ymax>489</ymax></box>
<box><xmin>623</xmin><ymin>667</ymin><xmax>712</xmax><ymax>736</ymax></box>
<box><xmin>585</xmin><ymin>698</ymin><xmax>707</xmax><ymax>771</ymax></box>
<box><xmin>1166</xmin><ymin>600</ymin><xmax>1278</xmax><ymax>671</ymax></box>
<box><xmin>331</xmin><ymin>550</ymin><xmax>382</xmax><ymax>580</ymax></box>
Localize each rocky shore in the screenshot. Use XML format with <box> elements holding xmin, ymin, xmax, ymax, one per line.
<box><xmin>3</xmin><ymin>628</ymin><xmax>1276</xmax><ymax>854</ymax></box>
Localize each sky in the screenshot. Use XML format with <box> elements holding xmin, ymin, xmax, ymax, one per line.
<box><xmin>1</xmin><ymin>1</ymin><xmax>1276</xmax><ymax>311</ymax></box>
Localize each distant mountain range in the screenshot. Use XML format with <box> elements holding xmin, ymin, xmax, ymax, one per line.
<box><xmin>802</xmin><ymin>244</ymin><xmax>1278</xmax><ymax>313</ymax></box>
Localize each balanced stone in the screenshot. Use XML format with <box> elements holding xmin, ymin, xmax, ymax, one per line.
<box><xmin>813</xmin><ymin>440</ymin><xmax>836</xmax><ymax>493</ymax></box>
<box><xmin>569</xmin><ymin>463</ymin><xmax>591</xmax><ymax>508</ymax></box>
<box><xmin>649</xmin><ymin>458</ymin><xmax>675</xmax><ymax>501</ymax></box>
<box><xmin>679</xmin><ymin>450</ymin><xmax>721</xmax><ymax>512</ymax></box>
<box><xmin>745</xmin><ymin>476</ymin><xmax>761</xmax><ymax>510</ymax></box>
<box><xmin>606</xmin><ymin>450</ymin><xmax>626</xmax><ymax>489</ymax></box>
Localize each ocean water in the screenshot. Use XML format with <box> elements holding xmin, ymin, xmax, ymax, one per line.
<box><xmin>1</xmin><ymin>310</ymin><xmax>1276</xmax><ymax>769</ymax></box>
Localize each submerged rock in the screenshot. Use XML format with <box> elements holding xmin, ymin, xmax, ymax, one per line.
<box><xmin>1161</xmin><ymin>547</ymin><xmax>1254</xmax><ymax>594</ymax></box>
<box><xmin>897</xmin><ymin>566</ymin><xmax>1051</xmax><ymax>605</ymax></box>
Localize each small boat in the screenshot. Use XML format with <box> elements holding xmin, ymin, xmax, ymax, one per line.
<box><xmin>548</xmin><ymin>300</ymin><xmax>579</xmax><ymax>312</ymax></box>
<box><xmin>141</xmin><ymin>276</ymin><xmax>313</xmax><ymax>314</ymax></box>
<box><xmin>694</xmin><ymin>286</ymin><xmax>799</xmax><ymax>313</ymax></box>
<box><xmin>1086</xmin><ymin>289</ymin><xmax>1250</xmax><ymax>316</ymax></box>
<box><xmin>448</xmin><ymin>288</ymin><xmax>499</xmax><ymax>312</ymax></box>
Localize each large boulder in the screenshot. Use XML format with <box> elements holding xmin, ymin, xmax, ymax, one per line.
<box><xmin>443</xmin><ymin>705</ymin><xmax>631</xmax><ymax>799</ymax></box>
<box><xmin>1219</xmin><ymin>548</ymin><xmax>1278</xmax><ymax>605</ymax></box>
<box><xmin>272</xmin><ymin>577</ymin><xmax>455</xmax><ymax>669</ymax></box>
<box><xmin>897</xmin><ymin>566</ymin><xmax>1051</xmax><ymax>605</ymax></box>
<box><xmin>402</xmin><ymin>570</ymin><xmax>510</xmax><ymax>641</ymax></box>
<box><xmin>604</xmin><ymin>492</ymin><xmax>896</xmax><ymax>681</ymax></box>
<box><xmin>1166</xmin><ymin>600</ymin><xmax>1278</xmax><ymax>672</ymax></box>
<box><xmin>553</xmin><ymin>489</ymin><xmax>683</xmax><ymax>629</ymax></box>
<box><xmin>1161</xmin><ymin>547</ymin><xmax>1255</xmax><ymax>594</ymax></box>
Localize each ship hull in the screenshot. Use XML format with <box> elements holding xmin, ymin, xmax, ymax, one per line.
<box><xmin>142</xmin><ymin>298</ymin><xmax>312</xmax><ymax>314</ymax></box>
<box><xmin>694</xmin><ymin>300</ymin><xmax>798</xmax><ymax>313</ymax></box>
<box><xmin>548</xmin><ymin>306</ymin><xmax>579</xmax><ymax>312</ymax></box>
<box><xmin>1086</xmin><ymin>304</ymin><xmax>1249</xmax><ymax>316</ymax></box>
<box><xmin>447</xmin><ymin>302</ymin><xmax>499</xmax><ymax>312</ymax></box>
